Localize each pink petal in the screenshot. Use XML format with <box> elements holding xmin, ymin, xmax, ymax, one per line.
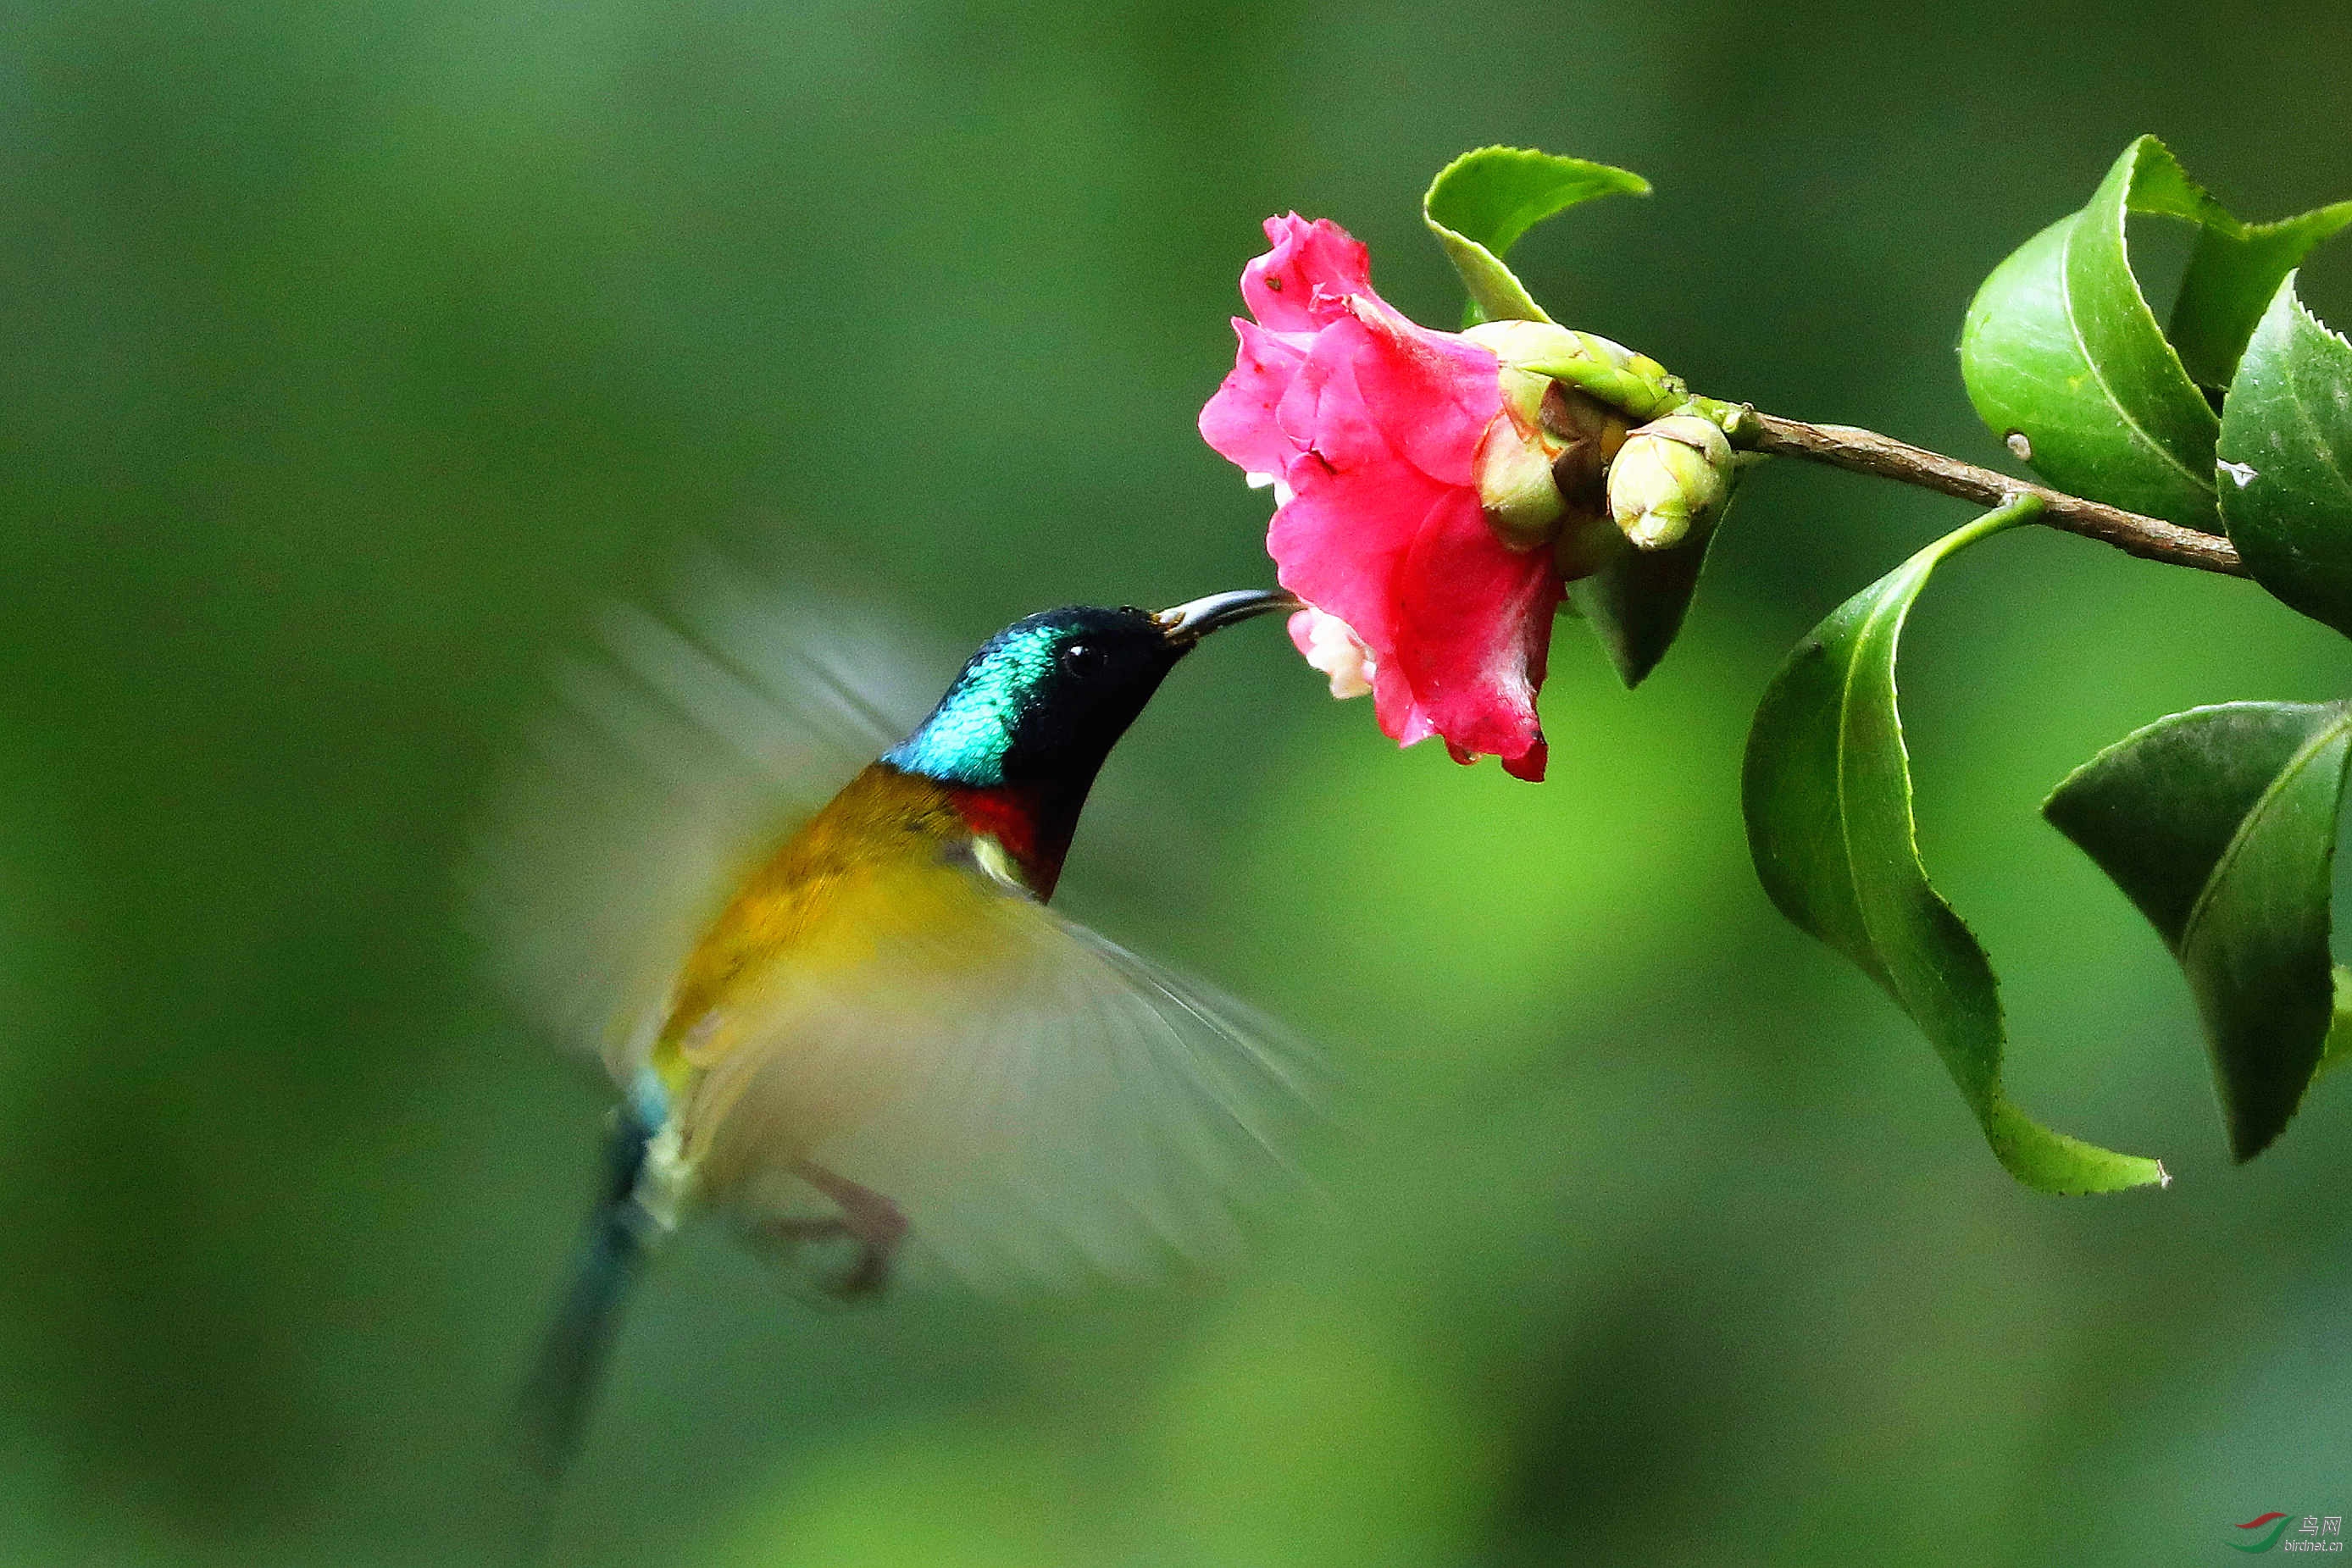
<box><xmin>1371</xmin><ymin>658</ymin><xmax>1438</xmax><ymax>747</ymax></box>
<box><xmin>1341</xmin><ymin>300</ymin><xmax>1501</xmax><ymax>488</ymax></box>
<box><xmin>1274</xmin><ymin>318</ymin><xmax>1396</xmax><ymax>480</ymax></box>
<box><xmin>1267</xmin><ymin>364</ymin><xmax>1451</xmax><ymax>662</ymax></box>
<box><xmin>1199</xmin><ymin>319</ymin><xmax>1312</xmax><ymax>479</ymax></box>
<box><xmin>1390</xmin><ymin>486</ymin><xmax>1562</xmax><ymax>779</ymax></box>
<box><xmin>1242</xmin><ymin>214</ymin><xmax>1378</xmax><ymax>333</ymax></box>
<box><xmin>1273</xmin><ymin>460</ymin><xmax>1454</xmax><ymax>752</ymax></box>
<box><xmin>1501</xmin><ymin>739</ymin><xmax>1549</xmax><ymax>783</ymax></box>
<box><xmin>1285</xmin><ymin>608</ymin><xmax>1317</xmax><ymax>658</ymax></box>
<box><xmin>1286</xmin><ymin>607</ymin><xmax>1376</xmax><ymax>701</ymax></box>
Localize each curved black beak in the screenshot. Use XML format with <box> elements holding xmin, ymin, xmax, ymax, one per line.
<box><xmin>1154</xmin><ymin>588</ymin><xmax>1302</xmax><ymax>646</ymax></box>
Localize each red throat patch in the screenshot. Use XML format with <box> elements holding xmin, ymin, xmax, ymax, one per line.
<box><xmin>941</xmin><ymin>783</ymin><xmax>1071</xmax><ymax>899</ymax></box>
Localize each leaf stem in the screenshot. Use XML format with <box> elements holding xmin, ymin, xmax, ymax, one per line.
<box><xmin>1946</xmin><ymin>489</ymin><xmax>2047</xmax><ymax>546</ymax></box>
<box><xmin>1734</xmin><ymin>409</ymin><xmax>2245</xmax><ymax>578</ymax></box>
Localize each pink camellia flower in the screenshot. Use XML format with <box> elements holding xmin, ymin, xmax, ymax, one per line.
<box><xmin>1199</xmin><ymin>214</ymin><xmax>1568</xmax><ymax>781</ymax></box>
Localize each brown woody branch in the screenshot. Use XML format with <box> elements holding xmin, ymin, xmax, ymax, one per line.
<box><xmin>1739</xmin><ymin>410</ymin><xmax>2245</xmax><ymax>578</ymax></box>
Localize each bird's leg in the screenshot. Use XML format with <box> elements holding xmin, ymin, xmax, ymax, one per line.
<box><xmin>751</xmin><ymin>1162</ymin><xmax>907</xmax><ymax>1299</ymax></box>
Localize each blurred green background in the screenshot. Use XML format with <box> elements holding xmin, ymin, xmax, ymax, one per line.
<box><xmin>3</xmin><ymin>1</ymin><xmax>2350</xmax><ymax>1563</ymax></box>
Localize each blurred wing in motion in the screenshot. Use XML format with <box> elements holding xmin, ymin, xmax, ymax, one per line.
<box><xmin>470</xmin><ymin>547</ymin><xmax>943</xmax><ymax>1077</ymax></box>
<box><xmin>701</xmin><ymin>886</ymin><xmax>1324</xmax><ymax>1290</ymax></box>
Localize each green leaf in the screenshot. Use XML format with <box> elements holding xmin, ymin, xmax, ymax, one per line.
<box><xmin>2216</xmin><ymin>276</ymin><xmax>2352</xmax><ymax>639</ymax></box>
<box><xmin>2044</xmin><ymin>701</ymin><xmax>2352</xmax><ymax>1160</ymax></box>
<box><xmin>2172</xmin><ymin>202</ymin><xmax>2352</xmax><ymax>389</ymax></box>
<box><xmin>1742</xmin><ymin>497</ymin><xmax>2166</xmax><ymax>1194</ymax></box>
<box><xmin>2320</xmin><ymin>966</ymin><xmax>2352</xmax><ymax>1082</ymax></box>
<box><xmin>1960</xmin><ymin>137</ymin><xmax>2226</xmax><ymax>529</ymax></box>
<box><xmin>1423</xmin><ymin>147</ymin><xmax>1648</xmax><ymax>328</ymax></box>
<box><xmin>1569</xmin><ymin>506</ymin><xmax>1721</xmax><ymax>688</ymax></box>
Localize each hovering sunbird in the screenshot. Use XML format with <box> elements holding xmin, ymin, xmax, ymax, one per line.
<box><xmin>477</xmin><ymin>568</ymin><xmax>1313</xmax><ymax>1477</ymax></box>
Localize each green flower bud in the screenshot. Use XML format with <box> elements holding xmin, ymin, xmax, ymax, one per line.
<box><xmin>1476</xmin><ymin>371</ymin><xmax>1568</xmax><ymax>551</ymax></box>
<box><xmin>1551</xmin><ymin>508</ymin><xmax>1628</xmax><ymax>581</ymax></box>
<box><xmin>1607</xmin><ymin>413</ymin><xmax>1733</xmax><ymax>550</ymax></box>
<box><xmin>1462</xmin><ymin>320</ymin><xmax>1686</xmax><ymax>421</ymax></box>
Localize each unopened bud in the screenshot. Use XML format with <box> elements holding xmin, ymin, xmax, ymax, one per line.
<box><xmin>1462</xmin><ymin>320</ymin><xmax>1684</xmax><ymax>421</ymax></box>
<box><xmin>1476</xmin><ymin>385</ymin><xmax>1568</xmax><ymax>551</ymax></box>
<box><xmin>1551</xmin><ymin>508</ymin><xmax>1627</xmax><ymax>582</ymax></box>
<box><xmin>1607</xmin><ymin>413</ymin><xmax>1733</xmax><ymax>550</ymax></box>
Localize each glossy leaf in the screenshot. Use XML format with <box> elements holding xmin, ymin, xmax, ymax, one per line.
<box><xmin>1743</xmin><ymin>498</ymin><xmax>2166</xmax><ymax>1194</ymax></box>
<box><xmin>1423</xmin><ymin>147</ymin><xmax>1648</xmax><ymax>327</ymax></box>
<box><xmin>2321</xmin><ymin>967</ymin><xmax>2352</xmax><ymax>1081</ymax></box>
<box><xmin>2216</xmin><ymin>277</ymin><xmax>2352</xmax><ymax>639</ymax></box>
<box><xmin>2044</xmin><ymin>701</ymin><xmax>2352</xmax><ymax>1160</ymax></box>
<box><xmin>1959</xmin><ymin>138</ymin><xmax>2223</xmax><ymax>528</ymax></box>
<box><xmin>2173</xmin><ymin>202</ymin><xmax>2352</xmax><ymax>389</ymax></box>
<box><xmin>1568</xmin><ymin>508</ymin><xmax>1720</xmax><ymax>689</ymax></box>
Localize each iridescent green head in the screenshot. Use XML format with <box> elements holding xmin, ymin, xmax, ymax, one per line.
<box><xmin>883</xmin><ymin>591</ymin><xmax>1295</xmax><ymax>789</ymax></box>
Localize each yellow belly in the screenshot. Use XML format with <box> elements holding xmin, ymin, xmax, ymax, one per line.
<box><xmin>648</xmin><ymin>765</ymin><xmax>1027</xmax><ymax>1198</ymax></box>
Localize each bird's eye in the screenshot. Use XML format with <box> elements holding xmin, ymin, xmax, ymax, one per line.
<box><xmin>1059</xmin><ymin>641</ymin><xmax>1108</xmax><ymax>679</ymax></box>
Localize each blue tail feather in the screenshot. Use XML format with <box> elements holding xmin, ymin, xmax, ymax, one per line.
<box><xmin>519</xmin><ymin>1084</ymin><xmax>664</xmax><ymax>1483</ymax></box>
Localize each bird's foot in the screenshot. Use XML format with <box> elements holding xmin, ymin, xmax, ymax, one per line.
<box><xmin>750</xmin><ymin>1163</ymin><xmax>907</xmax><ymax>1300</ymax></box>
